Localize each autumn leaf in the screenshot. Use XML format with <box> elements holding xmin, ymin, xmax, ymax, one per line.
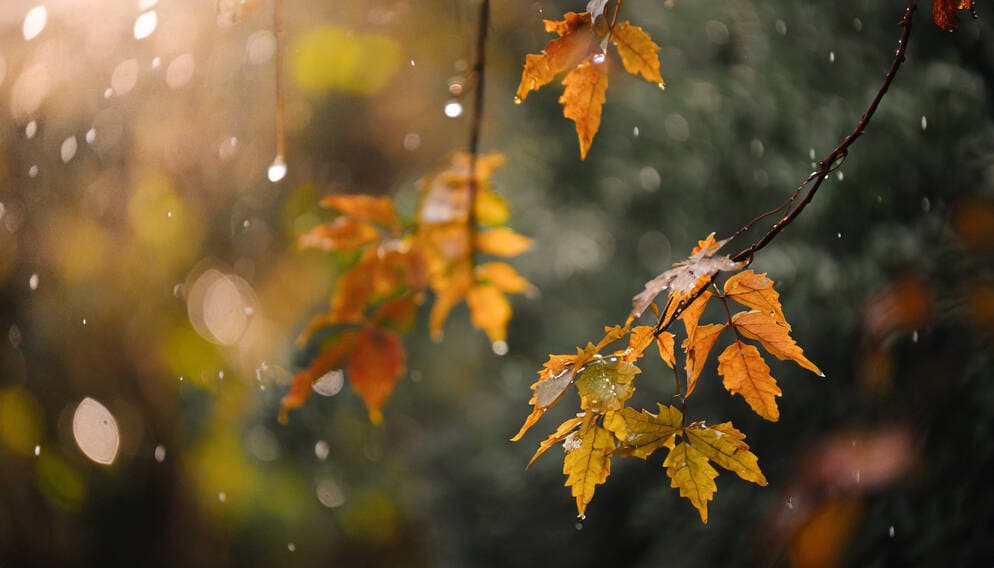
<box><xmin>664</xmin><ymin>441</ymin><xmax>718</xmax><ymax>523</ymax></box>
<box><xmin>528</xmin><ymin>416</ymin><xmax>584</xmax><ymax>468</ymax></box>
<box><xmin>724</xmin><ymin>270</ymin><xmax>790</xmax><ymax>330</ymax></box>
<box><xmin>348</xmin><ymin>326</ymin><xmax>406</xmax><ymax>424</ymax></box>
<box><xmin>560</xmin><ymin>60</ymin><xmax>609</xmax><ymax>160</ymax></box>
<box><xmin>467</xmin><ymin>283</ymin><xmax>512</xmax><ymax>344</ymax></box>
<box><xmin>732</xmin><ymin>310</ymin><xmax>823</xmax><ymax>376</ymax></box>
<box><xmin>679</xmin><ymin>290</ymin><xmax>713</xmax><ymax>342</ymax></box>
<box><xmin>428</xmin><ymin>263</ymin><xmax>471</xmax><ymax>341</ymax></box>
<box><xmin>476</xmin><ymin>261</ymin><xmax>532</xmax><ymax>294</ymax></box>
<box><xmin>624</xmin><ymin>325</ymin><xmax>657</xmax><ymax>362</ymax></box>
<box><xmin>933</xmin><ymin>0</ymin><xmax>974</xmax><ymax>31</ymax></box>
<box><xmin>656</xmin><ymin>331</ymin><xmax>676</xmax><ymax>368</ymax></box>
<box><xmin>574</xmin><ymin>357</ymin><xmax>639</xmax><ymax>413</ymax></box>
<box><xmin>683</xmin><ymin>323</ymin><xmax>725</xmax><ymax>397</ymax></box>
<box><xmin>717</xmin><ymin>341</ymin><xmax>782</xmax><ymax>421</ymax></box>
<box><xmin>476</xmin><ymin>227</ymin><xmax>533</xmax><ymax>257</ymax></box>
<box><xmin>320</xmin><ymin>194</ymin><xmax>397</xmax><ymax>229</ymax></box>
<box><xmin>632</xmin><ymin>233</ymin><xmax>744</xmax><ymax>319</ymax></box>
<box><xmin>605</xmin><ymin>404</ymin><xmax>681</xmax><ymax>459</ymax></box>
<box><xmin>563</xmin><ymin>417</ymin><xmax>615</xmax><ymax>517</ymax></box>
<box><xmin>299</xmin><ymin>217</ymin><xmax>380</xmax><ymax>252</ymax></box>
<box><xmin>683</xmin><ymin>422</ymin><xmax>767</xmax><ymax>485</ymax></box>
<box><xmin>280</xmin><ymin>330</ymin><xmax>359</xmax><ymax>423</ymax></box>
<box><xmin>610</xmin><ymin>21</ymin><xmax>664</xmax><ymax>86</ymax></box>
<box><xmin>516</xmin><ymin>12</ymin><xmax>598</xmax><ymax>103</ymax></box>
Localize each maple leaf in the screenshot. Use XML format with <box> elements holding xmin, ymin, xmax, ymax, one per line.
<box><xmin>933</xmin><ymin>0</ymin><xmax>974</xmax><ymax>31</ymax></box>
<box><xmin>467</xmin><ymin>283</ymin><xmax>512</xmax><ymax>344</ymax></box>
<box><xmin>610</xmin><ymin>21</ymin><xmax>664</xmax><ymax>86</ymax></box>
<box><xmin>320</xmin><ymin>194</ymin><xmax>397</xmax><ymax>229</ymax></box>
<box><xmin>732</xmin><ymin>310</ymin><xmax>823</xmax><ymax>376</ymax></box>
<box><xmin>717</xmin><ymin>340</ymin><xmax>782</xmax><ymax>421</ymax></box>
<box><xmin>682</xmin><ymin>324</ymin><xmax>726</xmax><ymax>397</ymax></box>
<box><xmin>605</xmin><ymin>404</ymin><xmax>681</xmax><ymax>459</ymax></box>
<box><xmin>563</xmin><ymin>416</ymin><xmax>615</xmax><ymax>517</ymax></box>
<box><xmin>723</xmin><ymin>270</ymin><xmax>790</xmax><ymax>330</ymax></box>
<box><xmin>348</xmin><ymin>326</ymin><xmax>406</xmax><ymax>424</ymax></box>
<box><xmin>632</xmin><ymin>233</ymin><xmax>744</xmax><ymax>319</ymax></box>
<box><xmin>664</xmin><ymin>441</ymin><xmax>718</xmax><ymax>523</ymax></box>
<box><xmin>683</xmin><ymin>422</ymin><xmax>767</xmax><ymax>486</ymax></box>
<box><xmin>298</xmin><ymin>216</ymin><xmax>380</xmax><ymax>252</ymax></box>
<box><xmin>279</xmin><ymin>330</ymin><xmax>359</xmax><ymax>423</ymax></box>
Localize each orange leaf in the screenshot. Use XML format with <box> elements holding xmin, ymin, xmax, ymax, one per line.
<box><xmin>604</xmin><ymin>404</ymin><xmax>681</xmax><ymax>459</ymax></box>
<box><xmin>563</xmin><ymin>416</ymin><xmax>615</xmax><ymax>517</ymax></box>
<box><xmin>348</xmin><ymin>326</ymin><xmax>406</xmax><ymax>424</ymax></box>
<box><xmin>656</xmin><ymin>331</ymin><xmax>676</xmax><ymax>368</ymax></box>
<box><xmin>476</xmin><ymin>261</ymin><xmax>533</xmax><ymax>294</ymax></box>
<box><xmin>679</xmin><ymin>290</ymin><xmax>713</xmax><ymax>342</ymax></box>
<box><xmin>467</xmin><ymin>283</ymin><xmax>512</xmax><ymax>344</ymax></box>
<box><xmin>732</xmin><ymin>311</ymin><xmax>823</xmax><ymax>376</ymax></box>
<box><xmin>664</xmin><ymin>441</ymin><xmax>718</xmax><ymax>523</ymax></box>
<box><xmin>717</xmin><ymin>341</ymin><xmax>782</xmax><ymax>422</ymax></box>
<box><xmin>476</xmin><ymin>228</ymin><xmax>533</xmax><ymax>257</ymax></box>
<box><xmin>527</xmin><ymin>416</ymin><xmax>584</xmax><ymax>468</ymax></box>
<box><xmin>320</xmin><ymin>194</ymin><xmax>397</xmax><ymax>228</ymax></box>
<box><xmin>516</xmin><ymin>13</ymin><xmax>597</xmax><ymax>102</ymax></box>
<box><xmin>299</xmin><ymin>217</ymin><xmax>380</xmax><ymax>252</ymax></box>
<box><xmin>625</xmin><ymin>325</ymin><xmax>657</xmax><ymax>362</ymax></box>
<box><xmin>373</xmin><ymin>295</ymin><xmax>420</xmax><ymax>331</ymax></box>
<box><xmin>279</xmin><ymin>330</ymin><xmax>359</xmax><ymax>423</ymax></box>
<box><xmin>560</xmin><ymin>60</ymin><xmax>609</xmax><ymax>160</ymax></box>
<box><xmin>933</xmin><ymin>0</ymin><xmax>973</xmax><ymax>31</ymax></box>
<box><xmin>683</xmin><ymin>323</ymin><xmax>725</xmax><ymax>397</ymax></box>
<box><xmin>724</xmin><ymin>270</ymin><xmax>791</xmax><ymax>331</ymax></box>
<box><xmin>428</xmin><ymin>263</ymin><xmax>471</xmax><ymax>341</ymax></box>
<box><xmin>610</xmin><ymin>21</ymin><xmax>664</xmax><ymax>85</ymax></box>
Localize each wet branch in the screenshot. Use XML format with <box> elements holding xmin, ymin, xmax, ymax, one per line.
<box><xmin>466</xmin><ymin>0</ymin><xmax>490</xmax><ymax>266</ymax></box>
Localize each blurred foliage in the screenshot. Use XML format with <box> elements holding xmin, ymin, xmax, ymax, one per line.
<box><xmin>1</xmin><ymin>0</ymin><xmax>994</xmax><ymax>566</ymax></box>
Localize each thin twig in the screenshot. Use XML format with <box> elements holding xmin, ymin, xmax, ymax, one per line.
<box><xmin>274</xmin><ymin>0</ymin><xmax>286</xmax><ymax>161</ymax></box>
<box><xmin>466</xmin><ymin>0</ymin><xmax>490</xmax><ymax>268</ymax></box>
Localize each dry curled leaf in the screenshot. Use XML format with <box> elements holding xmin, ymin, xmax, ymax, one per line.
<box><xmin>933</xmin><ymin>0</ymin><xmax>974</xmax><ymax>31</ymax></box>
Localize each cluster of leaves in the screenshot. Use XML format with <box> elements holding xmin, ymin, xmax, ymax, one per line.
<box><xmin>512</xmin><ymin>235</ymin><xmax>822</xmax><ymax>522</ymax></box>
<box><xmin>933</xmin><ymin>0</ymin><xmax>975</xmax><ymax>31</ymax></box>
<box><xmin>515</xmin><ymin>3</ymin><xmax>664</xmax><ymax>159</ymax></box>
<box><xmin>280</xmin><ymin>153</ymin><xmax>532</xmax><ymax>423</ymax></box>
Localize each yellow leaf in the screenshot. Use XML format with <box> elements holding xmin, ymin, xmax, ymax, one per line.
<box><xmin>298</xmin><ymin>217</ymin><xmax>380</xmax><ymax>252</ymax></box>
<box><xmin>604</xmin><ymin>404</ymin><xmax>681</xmax><ymax>459</ymax></box>
<box><xmin>574</xmin><ymin>358</ymin><xmax>639</xmax><ymax>413</ymax></box>
<box><xmin>717</xmin><ymin>341</ymin><xmax>782</xmax><ymax>421</ymax></box>
<box><xmin>516</xmin><ymin>13</ymin><xmax>597</xmax><ymax>102</ymax></box>
<box><xmin>527</xmin><ymin>416</ymin><xmax>584</xmax><ymax>468</ymax></box>
<box><xmin>683</xmin><ymin>323</ymin><xmax>725</xmax><ymax>397</ymax></box>
<box><xmin>723</xmin><ymin>270</ymin><xmax>790</xmax><ymax>331</ymax></box>
<box><xmin>679</xmin><ymin>290</ymin><xmax>713</xmax><ymax>342</ymax></box>
<box><xmin>732</xmin><ymin>311</ymin><xmax>823</xmax><ymax>376</ymax></box>
<box><xmin>624</xmin><ymin>325</ymin><xmax>657</xmax><ymax>362</ymax></box>
<box><xmin>320</xmin><ymin>194</ymin><xmax>397</xmax><ymax>228</ymax></box>
<box><xmin>428</xmin><ymin>264</ymin><xmax>471</xmax><ymax>341</ymax></box>
<box><xmin>477</xmin><ymin>189</ymin><xmax>510</xmax><ymax>226</ymax></box>
<box><xmin>563</xmin><ymin>417</ymin><xmax>615</xmax><ymax>517</ymax></box>
<box><xmin>610</xmin><ymin>21</ymin><xmax>664</xmax><ymax>85</ymax></box>
<box><xmin>560</xmin><ymin>61</ymin><xmax>609</xmax><ymax>160</ymax></box>
<box><xmin>467</xmin><ymin>283</ymin><xmax>512</xmax><ymax>343</ymax></box>
<box><xmin>476</xmin><ymin>261</ymin><xmax>532</xmax><ymax>294</ymax></box>
<box><xmin>656</xmin><ymin>331</ymin><xmax>676</xmax><ymax>368</ymax></box>
<box><xmin>684</xmin><ymin>422</ymin><xmax>767</xmax><ymax>485</ymax></box>
<box><xmin>664</xmin><ymin>441</ymin><xmax>718</xmax><ymax>523</ymax></box>
<box><xmin>476</xmin><ymin>227</ymin><xmax>533</xmax><ymax>257</ymax></box>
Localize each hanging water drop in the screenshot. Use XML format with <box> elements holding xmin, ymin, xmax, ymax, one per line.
<box><xmin>921</xmin><ymin>115</ymin><xmax>927</xmax><ymax>131</ymax></box>
<box><xmin>29</xmin><ymin>273</ymin><xmax>39</xmax><ymax>290</ymax></box>
<box><xmin>492</xmin><ymin>340</ymin><xmax>508</xmax><ymax>356</ymax></box>
<box><xmin>513</xmin><ymin>95</ymin><xmax>521</xmax><ymax>105</ymax></box>
<box><xmin>444</xmin><ymin>101</ymin><xmax>463</xmax><ymax>118</ymax></box>
<box><xmin>592</xmin><ymin>52</ymin><xmax>606</xmax><ymax>64</ymax></box>
<box><xmin>267</xmin><ymin>155</ymin><xmax>287</xmax><ymax>182</ymax></box>
<box><xmin>34</xmin><ymin>444</ymin><xmax>41</xmax><ymax>456</ymax></box>
<box><xmin>23</xmin><ymin>5</ymin><xmax>47</xmax><ymax>41</ymax></box>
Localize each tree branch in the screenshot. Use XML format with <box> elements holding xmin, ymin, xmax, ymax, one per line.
<box><xmin>466</xmin><ymin>0</ymin><xmax>490</xmax><ymax>267</ymax></box>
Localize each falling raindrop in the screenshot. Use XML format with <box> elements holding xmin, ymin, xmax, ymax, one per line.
<box><xmin>154</xmin><ymin>444</ymin><xmax>166</xmax><ymax>462</ymax></box>
<box><xmin>218</xmin><ymin>491</ymin><xmax>226</xmax><ymax>503</ymax></box>
<box><xmin>314</xmin><ymin>440</ymin><xmax>330</xmax><ymax>460</ymax></box>
<box><xmin>633</xmin><ymin>126</ymin><xmax>639</xmax><ymax>137</ymax></box>
<box><xmin>61</xmin><ymin>136</ymin><xmax>78</xmax><ymax>163</ymax></box>
<box><xmin>72</xmin><ymin>397</ymin><xmax>120</xmax><ymax>465</ymax></box>
<box><xmin>34</xmin><ymin>445</ymin><xmax>40</xmax><ymax>456</ymax></box>
<box><xmin>287</xmin><ymin>543</ymin><xmax>296</xmax><ymax>552</ymax></box>
<box><xmin>25</xmin><ymin>120</ymin><xmax>37</xmax><ymax>139</ymax></box>
<box><xmin>267</xmin><ymin>155</ymin><xmax>287</xmax><ymax>182</ymax></box>
<box><xmin>809</xmin><ymin>147</ymin><xmax>816</xmax><ymax>160</ymax></box>
<box><xmin>837</xmin><ymin>171</ymin><xmax>844</xmax><ymax>181</ymax></box>
<box><xmin>166</xmin><ymin>211</ymin><xmax>172</xmax><ymax>218</ymax></box>
<box><xmin>829</xmin><ymin>51</ymin><xmax>835</xmax><ymax>63</ymax></box>
<box><xmin>85</xmin><ymin>128</ymin><xmax>96</xmax><ymax>144</ymax></box>
<box><xmin>920</xmin><ymin>115</ymin><xmax>927</xmax><ymax>131</ymax></box>
<box><xmin>133</xmin><ymin>10</ymin><xmax>157</xmax><ymax>40</ymax></box>
<box><xmin>403</xmin><ymin>132</ymin><xmax>421</xmax><ymax>151</ymax></box>
<box><xmin>103</xmin><ymin>88</ymin><xmax>113</xmax><ymax>99</ymax></box>
<box><xmin>888</xmin><ymin>525</ymin><xmax>895</xmax><ymax>538</ymax></box>
<box><xmin>82</xmin><ymin>318</ymin><xmax>87</xmax><ymax>326</ymax></box>
<box><xmin>444</xmin><ymin>101</ymin><xmax>463</xmax><ymax>118</ymax></box>
<box><xmin>28</xmin><ymin>165</ymin><xmax>38</xmax><ymax>178</ymax></box>
<box><xmin>912</xmin><ymin>330</ymin><xmax>919</xmax><ymax>343</ymax></box>
<box><xmin>29</xmin><ymin>273</ymin><xmax>39</xmax><ymax>290</ymax></box>
<box><xmin>316</xmin><ymin>477</ymin><xmax>346</xmax><ymax>508</ymax></box>
<box><xmin>921</xmin><ymin>197</ymin><xmax>931</xmax><ymax>212</ymax></box>
<box><xmin>837</xmin><ymin>232</ymin><xmax>842</xmax><ymax>239</ymax></box>
<box><xmin>23</xmin><ymin>6</ymin><xmax>47</xmax><ymax>41</ymax></box>
<box><xmin>409</xmin><ymin>59</ymin><xmax>415</xmax><ymax>67</ymax></box>
<box><xmin>218</xmin><ymin>370</ymin><xmax>224</xmax><ymax>380</ymax></box>
<box><xmin>775</xmin><ymin>19</ymin><xmax>787</xmax><ymax>35</ymax></box>
<box><xmin>853</xmin><ymin>17</ymin><xmax>863</xmax><ymax>31</ymax></box>
<box><xmin>151</xmin><ymin>56</ymin><xmax>161</xmax><ymax>70</ymax></box>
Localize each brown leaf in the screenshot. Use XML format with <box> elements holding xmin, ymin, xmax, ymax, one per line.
<box><xmin>732</xmin><ymin>311</ymin><xmax>823</xmax><ymax>376</ymax></box>
<box><xmin>610</xmin><ymin>21</ymin><xmax>664</xmax><ymax>85</ymax></box>
<box><xmin>320</xmin><ymin>194</ymin><xmax>397</xmax><ymax>228</ymax></box>
<box><xmin>717</xmin><ymin>341</ymin><xmax>781</xmax><ymax>421</ymax></box>
<box><xmin>560</xmin><ymin>60</ymin><xmax>609</xmax><ymax>160</ymax></box>
<box><xmin>348</xmin><ymin>326</ymin><xmax>406</xmax><ymax>424</ymax></box>
<box><xmin>933</xmin><ymin>0</ymin><xmax>974</xmax><ymax>31</ymax></box>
